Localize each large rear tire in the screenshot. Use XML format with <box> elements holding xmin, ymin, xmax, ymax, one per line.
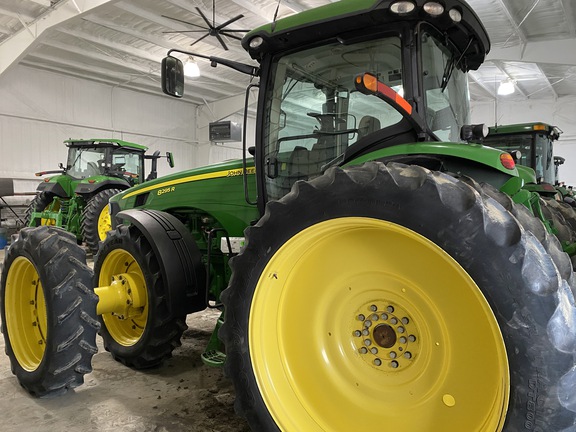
<box><xmin>94</xmin><ymin>224</ymin><xmax>187</xmax><ymax>369</ymax></box>
<box><xmin>81</xmin><ymin>188</ymin><xmax>121</xmax><ymax>254</ymax></box>
<box><xmin>24</xmin><ymin>192</ymin><xmax>58</xmax><ymax>227</ymax></box>
<box><xmin>220</xmin><ymin>162</ymin><xmax>576</xmax><ymax>431</ymax></box>
<box><xmin>0</xmin><ymin>226</ymin><xmax>99</xmax><ymax>397</ymax></box>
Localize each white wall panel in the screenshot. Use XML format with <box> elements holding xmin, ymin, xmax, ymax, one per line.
<box><xmin>0</xmin><ymin>65</ymin><xmax>198</xmax><ymax>192</ymax></box>
<box><xmin>471</xmin><ymin>96</ymin><xmax>576</xmax><ymax>185</ymax></box>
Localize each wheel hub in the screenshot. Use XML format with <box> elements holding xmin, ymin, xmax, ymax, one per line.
<box><xmin>354</xmin><ymin>302</ymin><xmax>419</xmax><ymax>369</ymax></box>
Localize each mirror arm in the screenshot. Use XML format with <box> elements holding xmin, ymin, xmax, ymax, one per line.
<box><xmin>167</xmin><ymin>49</ymin><xmax>260</xmax><ymax>77</ymax></box>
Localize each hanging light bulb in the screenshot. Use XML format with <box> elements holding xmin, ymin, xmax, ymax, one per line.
<box><xmin>184</xmin><ymin>56</ymin><xmax>201</xmax><ymax>77</ymax></box>
<box><xmin>497</xmin><ymin>79</ymin><xmax>515</xmax><ymax>96</ymax></box>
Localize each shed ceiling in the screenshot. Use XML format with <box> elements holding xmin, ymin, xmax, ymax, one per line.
<box><xmin>0</xmin><ymin>0</ymin><xmax>575</xmax><ymax>105</ymax></box>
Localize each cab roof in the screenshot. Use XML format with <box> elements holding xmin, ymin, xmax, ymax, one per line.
<box><xmin>64</xmin><ymin>139</ymin><xmax>148</xmax><ymax>152</ymax></box>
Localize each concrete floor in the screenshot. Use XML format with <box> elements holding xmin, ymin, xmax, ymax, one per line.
<box><xmin>0</xmin><ymin>249</ymin><xmax>250</xmax><ymax>432</ymax></box>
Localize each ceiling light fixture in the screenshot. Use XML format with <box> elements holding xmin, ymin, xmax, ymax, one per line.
<box><xmin>497</xmin><ymin>79</ymin><xmax>515</xmax><ymax>96</ymax></box>
<box><xmin>184</xmin><ymin>57</ymin><xmax>201</xmax><ymax>78</ymax></box>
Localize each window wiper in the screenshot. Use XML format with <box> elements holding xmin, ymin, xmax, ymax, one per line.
<box><xmin>440</xmin><ymin>38</ymin><xmax>473</xmax><ymax>93</ymax></box>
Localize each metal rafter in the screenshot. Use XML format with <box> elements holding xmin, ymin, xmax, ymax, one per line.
<box><xmin>493</xmin><ymin>0</ymin><xmax>527</xmax><ymax>48</ymax></box>
<box><xmin>535</xmin><ymin>64</ymin><xmax>558</xmax><ymax>99</ymax></box>
<box><xmin>115</xmin><ymin>1</ymin><xmax>246</xmax><ymax>56</ymax></box>
<box><xmin>83</xmin><ymin>14</ymin><xmax>250</xmax><ymax>91</ymax></box>
<box><xmin>491</xmin><ymin>60</ymin><xmax>529</xmax><ymax>99</ymax></box>
<box><xmin>468</xmin><ymin>71</ymin><xmax>497</xmax><ymax>99</ymax></box>
<box><xmin>25</xmin><ymin>0</ymin><xmax>52</xmax><ymax>7</ymax></box>
<box><xmin>0</xmin><ymin>0</ymin><xmax>119</xmax><ymax>76</ymax></box>
<box><xmin>559</xmin><ymin>0</ymin><xmax>576</xmax><ymax>38</ymax></box>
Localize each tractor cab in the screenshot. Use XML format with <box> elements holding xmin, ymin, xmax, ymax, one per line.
<box><xmin>65</xmin><ymin>139</ymin><xmax>147</xmax><ymax>186</ymax></box>
<box><xmin>162</xmin><ymin>0</ymin><xmax>492</xmax><ymax>206</ymax></box>
<box><xmin>482</xmin><ymin>123</ymin><xmax>562</xmax><ymax>185</ymax></box>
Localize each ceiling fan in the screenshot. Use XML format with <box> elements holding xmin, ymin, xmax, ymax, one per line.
<box><xmin>162</xmin><ymin>0</ymin><xmax>250</xmax><ymax>51</ymax></box>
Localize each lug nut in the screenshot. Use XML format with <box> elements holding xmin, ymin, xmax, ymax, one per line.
<box><xmin>371</xmin><ymin>314</ymin><xmax>379</xmax><ymax>321</ymax></box>
<box><xmin>408</xmin><ymin>335</ymin><xmax>416</xmax><ymax>342</ymax></box>
<box><xmin>353</xmin><ymin>330</ymin><xmax>362</xmax><ymax>337</ymax></box>
<box><xmin>364</xmin><ymin>339</ymin><xmax>372</xmax><ymax>346</ymax></box>
<box><xmin>381</xmin><ymin>313</ymin><xmax>388</xmax><ymax>320</ymax></box>
<box><xmin>399</xmin><ymin>336</ymin><xmax>407</xmax><ymax>344</ymax></box>
<box><xmin>390</xmin><ymin>360</ymin><xmax>399</xmax><ymax>368</ymax></box>
<box><xmin>364</xmin><ymin>320</ymin><xmax>372</xmax><ymax>328</ymax></box>
<box><xmin>387</xmin><ymin>305</ymin><xmax>395</xmax><ymax>313</ymax></box>
<box><xmin>402</xmin><ymin>317</ymin><xmax>410</xmax><ymax>324</ymax></box>
<box><xmin>358</xmin><ymin>314</ymin><xmax>365</xmax><ymax>321</ymax></box>
<box><xmin>370</xmin><ymin>347</ymin><xmax>378</xmax><ymax>355</ymax></box>
<box><xmin>397</xmin><ymin>326</ymin><xmax>405</xmax><ymax>333</ymax></box>
<box><xmin>362</xmin><ymin>329</ymin><xmax>370</xmax><ymax>336</ymax></box>
<box><xmin>359</xmin><ymin>347</ymin><xmax>368</xmax><ymax>354</ymax></box>
<box><xmin>389</xmin><ymin>351</ymin><xmax>397</xmax><ymax>359</ymax></box>
<box><xmin>370</xmin><ymin>304</ymin><xmax>378</xmax><ymax>312</ymax></box>
<box><xmin>404</xmin><ymin>352</ymin><xmax>412</xmax><ymax>359</ymax></box>
<box><xmin>374</xmin><ymin>358</ymin><xmax>382</xmax><ymax>366</ymax></box>
<box><xmin>390</xmin><ymin>317</ymin><xmax>398</xmax><ymax>325</ymax></box>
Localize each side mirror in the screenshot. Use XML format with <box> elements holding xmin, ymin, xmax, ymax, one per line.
<box><xmin>166</xmin><ymin>152</ymin><xmax>175</xmax><ymax>168</ymax></box>
<box><xmin>161</xmin><ymin>56</ymin><xmax>184</xmax><ymax>98</ymax></box>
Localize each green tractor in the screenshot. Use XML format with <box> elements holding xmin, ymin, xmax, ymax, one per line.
<box><xmin>4</xmin><ymin>0</ymin><xmax>576</xmax><ymax>430</ymax></box>
<box><xmin>26</xmin><ymin>138</ymin><xmax>174</xmax><ymax>253</ymax></box>
<box><xmin>482</xmin><ymin>123</ymin><xmax>576</xmax><ymax>260</ymax></box>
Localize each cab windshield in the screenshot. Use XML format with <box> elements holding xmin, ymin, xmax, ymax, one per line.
<box><xmin>263</xmin><ymin>36</ymin><xmax>403</xmax><ymax>200</ymax></box>
<box><xmin>66</xmin><ymin>146</ymin><xmax>107</xmax><ymax>179</ymax></box>
<box><xmin>421</xmin><ymin>29</ymin><xmax>470</xmax><ymax>142</ymax></box>
<box><xmin>483</xmin><ymin>133</ymin><xmax>555</xmax><ymax>184</ymax></box>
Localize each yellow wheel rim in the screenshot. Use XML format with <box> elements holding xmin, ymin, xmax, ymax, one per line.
<box><xmin>4</xmin><ymin>256</ymin><xmax>47</xmax><ymax>371</ymax></box>
<box><xmin>97</xmin><ymin>205</ymin><xmax>112</xmax><ymax>241</ymax></box>
<box><xmin>98</xmin><ymin>249</ymin><xmax>148</xmax><ymax>346</ymax></box>
<box><xmin>40</xmin><ymin>200</ymin><xmax>60</xmax><ymax>226</ymax></box>
<box><xmin>250</xmin><ymin>217</ymin><xmax>509</xmax><ymax>431</ymax></box>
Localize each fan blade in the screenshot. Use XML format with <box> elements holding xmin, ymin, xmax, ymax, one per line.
<box><xmin>161</xmin><ymin>15</ymin><xmax>208</xmax><ymax>30</ymax></box>
<box><xmin>196</xmin><ymin>7</ymin><xmax>214</xmax><ymax>29</ymax></box>
<box><xmin>215</xmin><ymin>32</ymin><xmax>229</xmax><ymax>50</ymax></box>
<box><xmin>162</xmin><ymin>30</ymin><xmax>208</xmax><ymax>34</ymax></box>
<box><xmin>220</xmin><ymin>29</ymin><xmax>250</xmax><ymax>32</ymax></box>
<box><xmin>220</xmin><ymin>31</ymin><xmax>243</xmax><ymax>41</ymax></box>
<box><xmin>215</xmin><ymin>14</ymin><xmax>244</xmax><ymax>31</ymax></box>
<box><xmin>189</xmin><ymin>32</ymin><xmax>211</xmax><ymax>47</ymax></box>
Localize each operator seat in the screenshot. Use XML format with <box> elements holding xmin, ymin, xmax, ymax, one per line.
<box><xmin>357</xmin><ymin>115</ymin><xmax>381</xmax><ymax>141</ymax></box>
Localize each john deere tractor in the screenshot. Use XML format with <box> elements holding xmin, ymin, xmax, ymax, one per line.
<box><xmin>26</xmin><ymin>139</ymin><xmax>174</xmax><ymax>253</ymax></box>
<box><xmin>482</xmin><ymin>123</ymin><xmax>576</xmax><ymax>261</ymax></box>
<box><xmin>3</xmin><ymin>1</ymin><xmax>576</xmax><ymax>430</ymax></box>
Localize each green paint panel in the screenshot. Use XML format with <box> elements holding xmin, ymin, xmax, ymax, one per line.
<box><xmin>112</xmin><ymin>159</ymin><xmax>259</xmax><ymax>236</ymax></box>
<box><xmin>64</xmin><ymin>138</ymin><xmax>148</xmax><ymax>151</ymax></box>
<box><xmin>346</xmin><ymin>141</ymin><xmax>519</xmax><ymax>176</ymax></box>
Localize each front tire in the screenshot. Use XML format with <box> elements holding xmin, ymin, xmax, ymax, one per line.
<box><xmin>220</xmin><ymin>162</ymin><xmax>576</xmax><ymax>431</ymax></box>
<box><xmin>94</xmin><ymin>224</ymin><xmax>187</xmax><ymax>369</ymax></box>
<box><xmin>81</xmin><ymin>188</ymin><xmax>121</xmax><ymax>254</ymax></box>
<box><xmin>0</xmin><ymin>226</ymin><xmax>99</xmax><ymax>397</ymax></box>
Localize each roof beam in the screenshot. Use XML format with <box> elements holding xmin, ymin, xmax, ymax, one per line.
<box><xmin>0</xmin><ymin>6</ymin><xmax>36</xmax><ymax>22</ymax></box>
<box><xmin>115</xmin><ymin>1</ymin><xmax>246</xmax><ymax>56</ymax></box>
<box><xmin>84</xmin><ymin>14</ymin><xmax>250</xmax><ymax>91</ymax></box>
<box><xmin>27</xmin><ymin>0</ymin><xmax>52</xmax><ymax>7</ymax></box>
<box><xmin>493</xmin><ymin>0</ymin><xmax>526</xmax><ymax>47</ymax></box>
<box><xmin>0</xmin><ymin>0</ymin><xmax>120</xmax><ymax>76</ymax></box>
<box><xmin>468</xmin><ymin>72</ymin><xmax>496</xmax><ymax>99</ymax></box>
<box><xmin>559</xmin><ymin>0</ymin><xmax>576</xmax><ymax>38</ymax></box>
<box><xmin>491</xmin><ymin>60</ymin><xmax>529</xmax><ymax>99</ymax></box>
<box><xmin>488</xmin><ymin>38</ymin><xmax>576</xmax><ymax>66</ymax></box>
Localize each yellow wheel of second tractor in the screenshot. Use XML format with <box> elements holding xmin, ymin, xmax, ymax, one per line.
<box><xmin>220</xmin><ymin>163</ymin><xmax>576</xmax><ymax>431</ymax></box>
<box><xmin>81</xmin><ymin>188</ymin><xmax>121</xmax><ymax>254</ymax></box>
<box><xmin>94</xmin><ymin>224</ymin><xmax>188</xmax><ymax>369</ymax></box>
<box><xmin>98</xmin><ymin>249</ymin><xmax>148</xmax><ymax>346</ymax></box>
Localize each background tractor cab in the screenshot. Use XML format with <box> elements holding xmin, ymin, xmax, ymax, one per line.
<box><xmin>28</xmin><ymin>139</ymin><xmax>174</xmax><ymax>253</ymax></box>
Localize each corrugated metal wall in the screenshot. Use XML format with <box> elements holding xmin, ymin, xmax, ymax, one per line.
<box><xmin>0</xmin><ymin>65</ymin><xmax>199</xmax><ymax>192</ymax></box>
